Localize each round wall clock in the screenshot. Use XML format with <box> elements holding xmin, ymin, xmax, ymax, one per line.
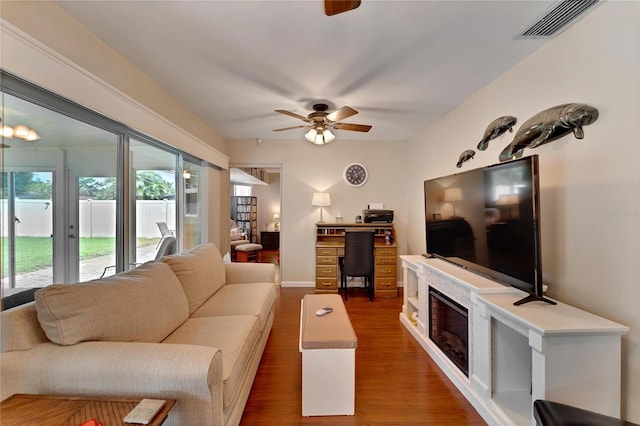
<box><xmin>343</xmin><ymin>163</ymin><xmax>368</xmax><ymax>187</ymax></box>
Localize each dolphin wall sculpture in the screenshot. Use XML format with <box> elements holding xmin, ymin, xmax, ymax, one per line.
<box><xmin>499</xmin><ymin>103</ymin><xmax>598</xmax><ymax>162</ymax></box>
<box><xmin>477</xmin><ymin>116</ymin><xmax>517</xmax><ymax>151</ymax></box>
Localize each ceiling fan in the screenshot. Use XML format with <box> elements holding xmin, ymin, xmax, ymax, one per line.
<box><xmin>273</xmin><ymin>103</ymin><xmax>372</xmax><ymax>145</ymax></box>
<box><xmin>324</xmin><ymin>0</ymin><xmax>361</xmax><ymax>16</ymax></box>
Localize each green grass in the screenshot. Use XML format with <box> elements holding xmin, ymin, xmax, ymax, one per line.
<box><xmin>2</xmin><ymin>237</ymin><xmax>158</xmax><ymax>276</ymax></box>
<box><xmin>79</xmin><ymin>237</ymin><xmax>116</xmax><ymax>260</ymax></box>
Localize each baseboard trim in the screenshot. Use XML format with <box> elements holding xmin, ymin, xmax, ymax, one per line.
<box><xmin>281</xmin><ymin>281</ymin><xmax>402</xmax><ymax>288</ymax></box>
<box><xmin>281</xmin><ymin>281</ymin><xmax>315</xmax><ymax>288</ymax></box>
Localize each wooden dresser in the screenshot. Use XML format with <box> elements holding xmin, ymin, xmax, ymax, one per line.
<box><xmin>315</xmin><ymin>223</ymin><xmax>398</xmax><ymax>298</ymax></box>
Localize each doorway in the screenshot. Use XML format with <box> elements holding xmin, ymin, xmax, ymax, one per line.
<box><xmin>230</xmin><ymin>165</ymin><xmax>282</xmax><ymax>268</ymax></box>
<box><xmin>67</xmin><ymin>173</ymin><xmax>118</xmax><ymax>283</ymax></box>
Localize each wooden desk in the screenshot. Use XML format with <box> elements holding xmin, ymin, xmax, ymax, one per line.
<box><xmin>315</xmin><ymin>223</ymin><xmax>398</xmax><ymax>298</ymax></box>
<box><xmin>0</xmin><ymin>394</ymin><xmax>175</xmax><ymax>426</ymax></box>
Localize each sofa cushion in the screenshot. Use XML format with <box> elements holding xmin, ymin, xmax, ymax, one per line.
<box><xmin>162</xmin><ymin>243</ymin><xmax>226</xmax><ymax>315</ymax></box>
<box><xmin>35</xmin><ymin>262</ymin><xmax>189</xmax><ymax>345</ymax></box>
<box><xmin>162</xmin><ymin>315</ymin><xmax>260</xmax><ymax>408</ymax></box>
<box><xmin>191</xmin><ymin>283</ymin><xmax>276</xmax><ymax>331</ymax></box>
<box><xmin>1</xmin><ymin>302</ymin><xmax>48</xmax><ymax>352</ymax></box>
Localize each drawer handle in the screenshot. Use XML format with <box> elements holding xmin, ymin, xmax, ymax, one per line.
<box><xmin>380</xmin><ymin>282</ymin><xmax>391</xmax><ymax>287</ymax></box>
<box><xmin>320</xmin><ymin>281</ymin><xmax>333</xmax><ymax>287</ymax></box>
<box><xmin>381</xmin><ymin>268</ymin><xmax>392</xmax><ymax>273</ymax></box>
<box><xmin>322</xmin><ymin>269</ymin><xmax>332</xmax><ymax>273</ymax></box>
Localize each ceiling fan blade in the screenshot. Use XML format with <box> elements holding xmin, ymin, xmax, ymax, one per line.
<box><xmin>334</xmin><ymin>123</ymin><xmax>372</xmax><ymax>132</ymax></box>
<box><xmin>325</xmin><ymin>0</ymin><xmax>361</xmax><ymax>16</ymax></box>
<box><xmin>326</xmin><ymin>106</ymin><xmax>358</xmax><ymax>122</ymax></box>
<box><xmin>273</xmin><ymin>125</ymin><xmax>307</xmax><ymax>132</ymax></box>
<box><xmin>275</xmin><ymin>109</ymin><xmax>311</xmax><ymax>122</ymax></box>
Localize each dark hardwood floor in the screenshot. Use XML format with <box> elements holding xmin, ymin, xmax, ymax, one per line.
<box><xmin>258</xmin><ymin>249</ymin><xmax>279</xmax><ymax>265</ymax></box>
<box><xmin>240</xmin><ymin>286</ymin><xmax>487</xmax><ymax>425</ymax></box>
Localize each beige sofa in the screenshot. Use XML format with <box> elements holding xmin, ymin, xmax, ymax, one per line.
<box><xmin>0</xmin><ymin>243</ymin><xmax>276</xmax><ymax>426</ymax></box>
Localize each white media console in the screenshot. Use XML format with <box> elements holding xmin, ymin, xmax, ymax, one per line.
<box><xmin>400</xmin><ymin>255</ymin><xmax>629</xmax><ymax>426</ymax></box>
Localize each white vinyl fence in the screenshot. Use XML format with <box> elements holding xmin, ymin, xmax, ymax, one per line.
<box><xmin>2</xmin><ymin>199</ymin><xmax>176</xmax><ymax>238</ymax></box>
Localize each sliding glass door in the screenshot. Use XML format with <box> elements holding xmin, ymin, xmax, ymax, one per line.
<box><xmin>130</xmin><ymin>137</ymin><xmax>177</xmax><ymax>265</ymax></box>
<box><xmin>1</xmin><ymin>71</ymin><xmax>208</xmax><ymax>294</ymax></box>
<box><xmin>2</xmin><ymin>82</ymin><xmax>120</xmax><ymax>287</ymax></box>
<box><xmin>1</xmin><ymin>170</ymin><xmax>54</xmax><ymax>290</ymax></box>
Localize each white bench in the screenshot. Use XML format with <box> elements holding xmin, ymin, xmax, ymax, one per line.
<box><xmin>299</xmin><ymin>294</ymin><xmax>357</xmax><ymax>416</ymax></box>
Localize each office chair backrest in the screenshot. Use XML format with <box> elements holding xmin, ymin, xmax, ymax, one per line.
<box><xmin>343</xmin><ymin>230</ymin><xmax>375</xmax><ymax>276</ymax></box>
<box><xmin>155</xmin><ymin>236</ymin><xmax>176</xmax><ymax>260</ymax></box>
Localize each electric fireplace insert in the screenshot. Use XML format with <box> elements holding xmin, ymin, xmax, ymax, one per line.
<box><xmin>428</xmin><ymin>286</ymin><xmax>469</xmax><ymax>377</ymax></box>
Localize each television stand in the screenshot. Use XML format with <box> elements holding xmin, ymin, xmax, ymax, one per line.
<box><xmin>513</xmin><ymin>293</ymin><xmax>557</xmax><ymax>306</ymax></box>
<box><xmin>399</xmin><ymin>255</ymin><xmax>629</xmax><ymax>426</ymax></box>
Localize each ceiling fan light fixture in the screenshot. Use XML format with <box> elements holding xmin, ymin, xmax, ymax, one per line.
<box><xmin>305</xmin><ymin>128</ymin><xmax>318</xmax><ymax>143</ymax></box>
<box><xmin>275</xmin><ymin>103</ymin><xmax>370</xmax><ymax>144</ymax></box>
<box><xmin>1</xmin><ymin>123</ymin><xmax>40</xmax><ymax>141</ymax></box>
<box><xmin>25</xmin><ymin>130</ymin><xmax>40</xmax><ymax>141</ymax></box>
<box><xmin>13</xmin><ymin>125</ymin><xmax>30</xmax><ymax>138</ymax></box>
<box><xmin>306</xmin><ymin>125</ymin><xmax>335</xmax><ymax>145</ymax></box>
<box><xmin>1</xmin><ymin>126</ymin><xmax>14</xmax><ymax>138</ymax></box>
<box><xmin>323</xmin><ymin>128</ymin><xmax>335</xmax><ymax>143</ymax></box>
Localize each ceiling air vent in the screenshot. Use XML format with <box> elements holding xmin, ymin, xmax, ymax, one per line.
<box><xmin>518</xmin><ymin>0</ymin><xmax>600</xmax><ymax>38</ymax></box>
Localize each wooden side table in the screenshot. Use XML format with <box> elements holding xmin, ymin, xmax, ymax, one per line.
<box><xmin>0</xmin><ymin>394</ymin><xmax>176</xmax><ymax>426</ymax></box>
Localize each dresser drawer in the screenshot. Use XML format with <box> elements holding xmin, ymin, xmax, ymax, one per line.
<box><xmin>317</xmin><ymin>256</ymin><xmax>337</xmax><ymax>265</ymax></box>
<box><xmin>375</xmin><ymin>265</ymin><xmax>396</xmax><ymax>276</ymax></box>
<box><xmin>316</xmin><ymin>265</ymin><xmax>337</xmax><ymax>277</ymax></box>
<box><xmin>375</xmin><ymin>247</ymin><xmax>396</xmax><ymax>257</ymax></box>
<box><xmin>375</xmin><ymin>277</ymin><xmax>397</xmax><ymax>290</ymax></box>
<box><xmin>376</xmin><ymin>256</ymin><xmax>396</xmax><ymax>265</ymax></box>
<box><xmin>316</xmin><ymin>247</ymin><xmax>337</xmax><ymax>256</ymax></box>
<box><xmin>316</xmin><ymin>278</ymin><xmax>338</xmax><ymax>290</ymax></box>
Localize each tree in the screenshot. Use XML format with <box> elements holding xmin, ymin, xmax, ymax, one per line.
<box><xmin>136</xmin><ymin>171</ymin><xmax>175</xmax><ymax>200</ymax></box>
<box><xmin>78</xmin><ymin>177</ymin><xmax>116</xmax><ymax>200</ymax></box>
<box><xmin>1</xmin><ymin>172</ymin><xmax>52</xmax><ymax>199</ymax></box>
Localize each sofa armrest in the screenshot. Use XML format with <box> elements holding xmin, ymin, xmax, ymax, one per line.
<box><xmin>225</xmin><ymin>262</ymin><xmax>275</xmax><ymax>285</ymax></box>
<box><xmin>1</xmin><ymin>341</ymin><xmax>224</xmax><ymax>425</ymax></box>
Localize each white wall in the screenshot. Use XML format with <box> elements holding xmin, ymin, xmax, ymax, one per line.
<box><xmin>405</xmin><ymin>2</ymin><xmax>640</xmax><ymax>421</ymax></box>
<box><xmin>226</xmin><ymin>139</ymin><xmax>408</xmax><ymax>285</ymax></box>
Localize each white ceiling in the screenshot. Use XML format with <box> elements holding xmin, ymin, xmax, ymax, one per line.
<box><xmin>52</xmin><ymin>1</ymin><xmax>564</xmax><ymax>143</ymax></box>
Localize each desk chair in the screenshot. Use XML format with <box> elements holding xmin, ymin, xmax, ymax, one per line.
<box><xmin>340</xmin><ymin>229</ymin><xmax>375</xmax><ymax>301</ymax></box>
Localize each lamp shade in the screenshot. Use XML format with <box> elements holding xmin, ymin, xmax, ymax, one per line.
<box><xmin>496</xmin><ymin>194</ymin><xmax>519</xmax><ymax>205</ymax></box>
<box><xmin>312</xmin><ymin>192</ymin><xmax>331</xmax><ymax>207</ymax></box>
<box><xmin>444</xmin><ymin>187</ymin><xmax>463</xmax><ymax>202</ymax></box>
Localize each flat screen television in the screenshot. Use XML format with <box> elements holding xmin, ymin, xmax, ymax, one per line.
<box><xmin>423</xmin><ymin>155</ymin><xmax>554</xmax><ymax>305</ymax></box>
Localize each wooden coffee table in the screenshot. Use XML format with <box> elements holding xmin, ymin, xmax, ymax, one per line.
<box><xmin>0</xmin><ymin>394</ymin><xmax>176</xmax><ymax>426</ymax></box>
